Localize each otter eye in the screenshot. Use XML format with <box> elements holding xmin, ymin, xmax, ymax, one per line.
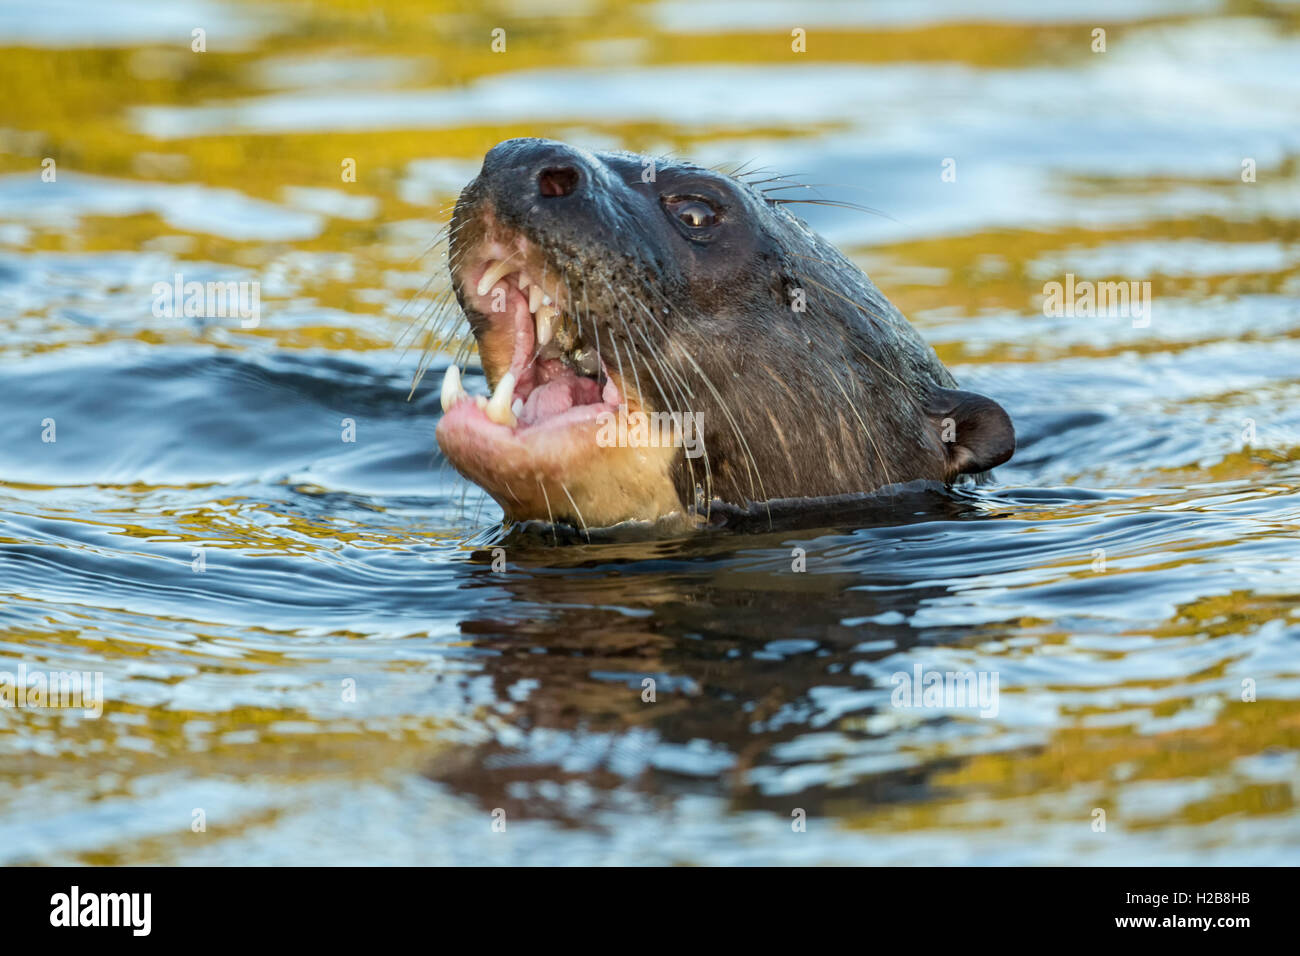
<box><xmin>663</xmin><ymin>197</ymin><xmax>720</xmax><ymax>231</ymax></box>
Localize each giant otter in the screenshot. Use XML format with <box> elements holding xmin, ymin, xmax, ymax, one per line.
<box><xmin>434</xmin><ymin>138</ymin><xmax>1014</xmax><ymax>530</ymax></box>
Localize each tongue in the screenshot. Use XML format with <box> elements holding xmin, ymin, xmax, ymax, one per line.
<box><xmin>520</xmin><ymin>374</ymin><xmax>604</xmax><ymax>425</ymax></box>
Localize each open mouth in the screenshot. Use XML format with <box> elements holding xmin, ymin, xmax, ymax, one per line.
<box><xmin>435</xmin><ymin>228</ymin><xmax>635</xmax><ymax>516</ymax></box>
<box><xmin>440</xmin><ymin>242</ymin><xmax>623</xmax><ymax>430</ymax></box>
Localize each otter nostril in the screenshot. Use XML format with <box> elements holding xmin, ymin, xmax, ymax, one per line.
<box><xmin>538</xmin><ymin>165</ymin><xmax>580</xmax><ymax>198</ymax></box>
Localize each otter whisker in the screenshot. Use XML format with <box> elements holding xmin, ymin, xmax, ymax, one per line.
<box><xmin>821</xmin><ymin>360</ymin><xmax>895</xmax><ymax>494</ymax></box>
<box><xmin>623</xmin><ymin>313</ymin><xmax>712</xmax><ymax>512</ymax></box>
<box><xmin>622</xmin><ymin>290</ymin><xmax>723</xmax><ymax>504</ymax></box>
<box><xmin>472</xmin><ymin>482</ymin><xmax>488</xmax><ymax>525</ymax></box>
<box><xmin>785</xmin><ymin>252</ymin><xmax>839</xmax><ymax>268</ymax></box>
<box><xmin>631</xmin><ymin>292</ymin><xmax>768</xmax><ymax>516</ymax></box>
<box><xmin>600</xmin><ymin>277</ymin><xmax>646</xmax><ymax>409</ymax></box>
<box><xmin>744</xmin><ymin>173</ymin><xmax>812</xmax><ymax>188</ymax></box>
<box><xmin>772</xmin><ymin>198</ymin><xmax>896</xmax><ymax>221</ymax></box>
<box><xmin>395</xmin><ymin>219</ymin><xmax>485</xmax><ymax>399</ymax></box>
<box><xmin>609</xmin><ymin>288</ymin><xmax>709</xmax><ymax>507</ymax></box>
<box><xmin>607</xmin><ymin>324</ymin><xmax>629</xmax><ymax>406</ymax></box>
<box><xmin>614</xmin><ymin>293</ymin><xmax>696</xmax><ymax>417</ymax></box>
<box><xmin>406</xmin><ymin>293</ymin><xmax>471</xmax><ymax>397</ymax></box>
<box><xmin>714</xmin><ymin>158</ymin><xmax>766</xmax><ymax>179</ymax></box>
<box><xmin>560</xmin><ymin>482</ymin><xmax>591</xmax><ymax>542</ymax></box>
<box><xmin>788</xmin><ymin>271</ymin><xmax>916</xmax><ymax>391</ymax></box>
<box><xmin>760</xmin><ymin>182</ymin><xmax>869</xmax><ymax>194</ymax></box>
<box><xmin>537</xmin><ymin>479</ymin><xmax>559</xmax><ymax>546</ymax></box>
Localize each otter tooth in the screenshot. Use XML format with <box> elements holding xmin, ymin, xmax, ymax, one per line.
<box><xmin>535</xmin><ymin>304</ymin><xmax>558</xmax><ymax>347</ymax></box>
<box><xmin>475</xmin><ymin>395</ymin><xmax>487</xmax><ymax>410</ymax></box>
<box><xmin>485</xmin><ymin>370</ymin><xmax>517</xmax><ymax>426</ymax></box>
<box><xmin>476</xmin><ymin>259</ymin><xmax>514</xmax><ymax>297</ymax></box>
<box><xmin>440</xmin><ymin>363</ymin><xmax>465</xmax><ymax>412</ymax></box>
<box><xmin>542</xmin><ymin>293</ymin><xmax>553</xmax><ymax>307</ymax></box>
<box><xmin>511</xmin><ymin>397</ymin><xmax>523</xmax><ymax>418</ymax></box>
<box><xmin>529</xmin><ymin>284</ymin><xmax>543</xmax><ymax>314</ymax></box>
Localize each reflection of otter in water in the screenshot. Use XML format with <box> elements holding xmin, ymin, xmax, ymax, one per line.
<box><xmin>424</xmin><ymin>489</ymin><xmax>982</xmax><ymax>824</ymax></box>
<box><xmin>434</xmin><ymin>138</ymin><xmax>1014</xmax><ymax>530</ymax></box>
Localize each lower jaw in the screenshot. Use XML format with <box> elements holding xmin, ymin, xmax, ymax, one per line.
<box><xmin>436</xmin><ymin>399</ymin><xmax>684</xmax><ymax>528</ymax></box>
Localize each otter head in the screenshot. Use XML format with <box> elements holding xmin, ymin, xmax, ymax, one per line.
<box><xmin>435</xmin><ymin>138</ymin><xmax>1014</xmax><ymax>529</ymax></box>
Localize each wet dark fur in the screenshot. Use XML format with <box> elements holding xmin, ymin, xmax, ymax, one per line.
<box><xmin>449</xmin><ymin>138</ymin><xmax>1013</xmax><ymax>516</ymax></box>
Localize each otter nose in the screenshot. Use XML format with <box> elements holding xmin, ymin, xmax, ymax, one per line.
<box><xmin>480</xmin><ymin>139</ymin><xmax>596</xmax><ymax>203</ymax></box>
<box><xmin>538</xmin><ymin>165</ymin><xmax>580</xmax><ymax>198</ymax></box>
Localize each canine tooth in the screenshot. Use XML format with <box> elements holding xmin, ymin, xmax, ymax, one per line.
<box><xmin>529</xmin><ymin>284</ymin><xmax>543</xmax><ymax>314</ymax></box>
<box><xmin>535</xmin><ymin>304</ymin><xmax>558</xmax><ymax>347</ymax></box>
<box><xmin>440</xmin><ymin>363</ymin><xmax>464</xmax><ymax>412</ymax></box>
<box><xmin>485</xmin><ymin>370</ymin><xmax>517</xmax><ymax>426</ymax></box>
<box><xmin>476</xmin><ymin>259</ymin><xmax>514</xmax><ymax>296</ymax></box>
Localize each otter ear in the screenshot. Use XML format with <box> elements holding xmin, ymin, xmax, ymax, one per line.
<box><xmin>924</xmin><ymin>387</ymin><xmax>1015</xmax><ymax>477</ymax></box>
